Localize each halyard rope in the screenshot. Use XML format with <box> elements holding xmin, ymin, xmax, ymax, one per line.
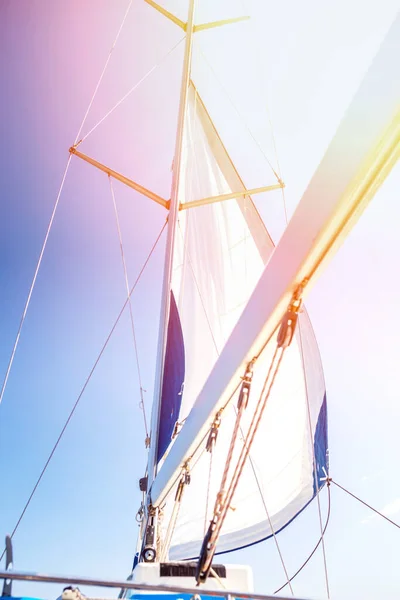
<box><xmin>197</xmin><ymin>288</ymin><xmax>303</xmax><ymax>584</ymax></box>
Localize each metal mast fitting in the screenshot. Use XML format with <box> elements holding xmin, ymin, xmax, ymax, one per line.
<box><xmin>144</xmin><ymin>0</ymin><xmax>250</xmax><ymax>32</ymax></box>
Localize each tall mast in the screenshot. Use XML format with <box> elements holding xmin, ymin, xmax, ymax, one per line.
<box><xmin>147</xmin><ymin>0</ymin><xmax>196</xmax><ymax>492</ymax></box>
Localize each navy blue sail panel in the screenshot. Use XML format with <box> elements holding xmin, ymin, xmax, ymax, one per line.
<box><xmin>313</xmin><ymin>392</ymin><xmax>328</xmax><ymax>494</ymax></box>
<box><xmin>157</xmin><ymin>291</ymin><xmax>185</xmax><ymax>463</ymax></box>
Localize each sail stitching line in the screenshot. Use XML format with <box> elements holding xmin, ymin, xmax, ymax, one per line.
<box><xmin>0</xmin><ymin>0</ymin><xmax>134</xmax><ymax>408</ymax></box>
<box><xmin>177</xmin><ymin>222</ymin><xmax>220</xmax><ymax>355</ymax></box>
<box><xmin>78</xmin><ymin>36</ymin><xmax>185</xmax><ymax>146</ymax></box>
<box><xmin>297</xmin><ymin>320</ymin><xmax>330</xmax><ymax>598</ymax></box>
<box><xmin>109</xmin><ymin>177</ymin><xmax>149</xmax><ymax>444</ymax></box>
<box><xmin>0</xmin><ymin>219</ymin><xmax>168</xmax><ymax>562</ymax></box>
<box><xmin>179</xmin><ymin>73</ymin><xmax>221</xmax><ymax>355</ymax></box>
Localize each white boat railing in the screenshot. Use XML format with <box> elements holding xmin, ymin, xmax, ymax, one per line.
<box><xmin>0</xmin><ymin>570</ymin><xmax>306</xmax><ymax>600</ymax></box>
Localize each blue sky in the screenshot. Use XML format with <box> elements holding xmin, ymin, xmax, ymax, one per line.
<box><xmin>0</xmin><ymin>1</ymin><xmax>399</xmax><ymax>599</ymax></box>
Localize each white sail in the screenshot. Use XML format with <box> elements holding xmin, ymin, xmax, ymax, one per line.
<box><xmin>156</xmin><ymin>83</ymin><xmax>327</xmax><ymax>558</ymax></box>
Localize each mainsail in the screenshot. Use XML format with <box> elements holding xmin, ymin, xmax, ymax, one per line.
<box><xmin>154</xmin><ymin>82</ymin><xmax>328</xmax><ymax>559</ymax></box>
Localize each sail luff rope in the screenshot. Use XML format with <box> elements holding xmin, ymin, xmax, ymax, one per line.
<box><xmin>74</xmin><ymin>0</ymin><xmax>134</xmax><ymax>146</ymax></box>
<box><xmin>79</xmin><ymin>36</ymin><xmax>185</xmax><ymax>146</ymax></box>
<box><xmin>198</xmin><ymin>48</ymin><xmax>281</xmax><ymax>184</ymax></box>
<box><xmin>330</xmin><ymin>479</ymin><xmax>400</xmax><ymax>529</ymax></box>
<box><xmin>0</xmin><ymin>219</ymin><xmax>168</xmax><ymax>562</ymax></box>
<box><xmin>297</xmin><ymin>321</ymin><xmax>330</xmax><ymax>599</ymax></box>
<box><xmin>0</xmin><ymin>156</ymin><xmax>71</xmax><ymax>407</ymax></box>
<box><xmin>274</xmin><ymin>483</ymin><xmax>332</xmax><ymax>594</ymax></box>
<box><xmin>0</xmin><ymin>0</ymin><xmax>134</xmax><ymax>408</ymax></box>
<box><xmin>109</xmin><ymin>177</ymin><xmax>149</xmax><ymax>441</ymax></box>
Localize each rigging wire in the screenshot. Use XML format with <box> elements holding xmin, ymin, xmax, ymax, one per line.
<box><xmin>0</xmin><ymin>0</ymin><xmax>134</xmax><ymax>408</ymax></box>
<box><xmin>109</xmin><ymin>177</ymin><xmax>149</xmax><ymax>442</ymax></box>
<box><xmin>74</xmin><ymin>0</ymin><xmax>134</xmax><ymax>146</ymax></box>
<box><xmin>274</xmin><ymin>483</ymin><xmax>332</xmax><ymax>595</ymax></box>
<box><xmin>0</xmin><ymin>156</ymin><xmax>72</xmax><ymax>407</ymax></box>
<box><xmin>198</xmin><ymin>48</ymin><xmax>281</xmax><ymax>184</ymax></box>
<box><xmin>238</xmin><ymin>415</ymin><xmax>294</xmax><ymax>596</ymax></box>
<box><xmin>242</xmin><ymin>0</ymin><xmax>289</xmax><ymax>225</ymax></box>
<box><xmin>78</xmin><ymin>36</ymin><xmax>185</xmax><ymax>146</ymax></box>
<box><xmin>0</xmin><ymin>219</ymin><xmax>168</xmax><ymax>562</ymax></box>
<box><xmin>215</xmin><ymin>347</ymin><xmax>285</xmax><ymax>541</ymax></box>
<box><xmin>297</xmin><ymin>321</ymin><xmax>330</xmax><ymax>598</ymax></box>
<box><xmin>330</xmin><ymin>479</ymin><xmax>400</xmax><ymax>530</ymax></box>
<box><xmin>198</xmin><ymin>345</ymin><xmax>286</xmax><ymax>581</ymax></box>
